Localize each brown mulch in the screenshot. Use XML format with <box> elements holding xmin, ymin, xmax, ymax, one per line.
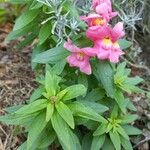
<box><xmin>0</xmin><ymin>23</ymin><xmax>36</xmax><ymax>150</ymax></box>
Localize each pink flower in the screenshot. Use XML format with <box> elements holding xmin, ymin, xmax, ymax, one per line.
<box><xmin>64</xmin><ymin>39</ymin><xmax>96</xmax><ymax>75</ymax></box>
<box><xmin>90</xmin><ymin>22</ymin><xmax>125</xmax><ymax>63</ymax></box>
<box><xmin>80</xmin><ymin>14</ymin><xmax>107</xmax><ymax>28</ymax></box>
<box><xmin>95</xmin><ymin>3</ymin><xmax>118</xmax><ymax>21</ymax></box>
<box><xmin>92</xmin><ymin>0</ymin><xmax>111</xmax><ymax>9</ymax></box>
<box><xmin>92</xmin><ymin>0</ymin><xmax>118</xmax><ymax>21</ymax></box>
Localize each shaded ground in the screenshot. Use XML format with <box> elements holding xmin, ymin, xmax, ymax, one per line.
<box><xmin>0</xmin><ymin>24</ymin><xmax>150</xmax><ymax>150</ymax></box>
<box><xmin>0</xmin><ymin>23</ymin><xmax>36</xmax><ymax>150</ymax></box>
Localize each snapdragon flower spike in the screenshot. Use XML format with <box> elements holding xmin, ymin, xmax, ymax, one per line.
<box><xmin>91</xmin><ymin>22</ymin><xmax>125</xmax><ymax>63</ymax></box>
<box><xmin>80</xmin><ymin>14</ymin><xmax>107</xmax><ymax>28</ymax></box>
<box><xmin>92</xmin><ymin>0</ymin><xmax>118</xmax><ymax>21</ymax></box>
<box><xmin>64</xmin><ymin>39</ymin><xmax>96</xmax><ymax>75</ymax></box>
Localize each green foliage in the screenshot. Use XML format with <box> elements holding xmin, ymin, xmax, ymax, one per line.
<box><xmin>0</xmin><ymin>0</ymin><xmax>146</xmax><ymax>149</ymax></box>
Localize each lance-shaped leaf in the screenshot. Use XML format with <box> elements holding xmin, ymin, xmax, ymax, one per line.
<box><xmin>120</xmin><ymin>114</ymin><xmax>138</xmax><ymax>124</ymax></box>
<box><xmin>93</xmin><ymin>61</ymin><xmax>115</xmax><ymax>98</ymax></box>
<box><xmin>61</xmin><ymin>84</ymin><xmax>87</xmax><ymax>101</ymax></box>
<box><xmin>51</xmin><ymin>112</ymin><xmax>71</xmax><ymax>150</ymax></box>
<box><xmin>45</xmin><ymin>70</ymin><xmax>60</xmax><ymax>97</ymax></box>
<box><xmin>14</xmin><ymin>99</ymin><xmax>47</xmax><ymax>115</ymax></box>
<box><xmin>33</xmin><ymin>45</ymin><xmax>69</xmax><ymax>64</ymax></box>
<box><xmin>91</xmin><ymin>134</ymin><xmax>105</xmax><ymax>150</ymax></box>
<box><xmin>13</xmin><ymin>9</ymin><xmax>39</xmax><ymax>31</ymax></box>
<box><xmin>93</xmin><ymin>123</ymin><xmax>107</xmax><ymax>136</ymax></box>
<box><xmin>120</xmin><ymin>137</ymin><xmax>133</xmax><ymax>150</ymax></box>
<box><xmin>68</xmin><ymin>102</ymin><xmax>107</xmax><ymax>123</ymax></box>
<box><xmin>27</xmin><ymin>111</ymin><xmax>47</xmax><ymax>150</ymax></box>
<box><xmin>46</xmin><ymin>103</ymin><xmax>54</xmax><ymax>122</ymax></box>
<box><xmin>109</xmin><ymin>131</ymin><xmax>121</xmax><ymax>150</ymax></box>
<box><xmin>56</xmin><ymin>102</ymin><xmax>74</xmax><ymax>129</ymax></box>
<box><xmin>122</xmin><ymin>125</ymin><xmax>142</xmax><ymax>135</ymax></box>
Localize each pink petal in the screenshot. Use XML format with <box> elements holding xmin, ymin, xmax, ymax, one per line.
<box><xmin>86</xmin><ymin>25</ymin><xmax>110</xmax><ymax>41</ymax></box>
<box><xmin>67</xmin><ymin>54</ymin><xmax>79</xmax><ymax>67</ymax></box>
<box><xmin>95</xmin><ymin>3</ymin><xmax>109</xmax><ymax>15</ymax></box>
<box><xmin>110</xmin><ymin>12</ymin><xmax>118</xmax><ymax>18</ymax></box>
<box><xmin>81</xmin><ymin>47</ymin><xmax>97</xmax><ymax>57</ymax></box>
<box><xmin>109</xmin><ymin>49</ymin><xmax>124</xmax><ymax>63</ymax></box>
<box><xmin>92</xmin><ymin>0</ymin><xmax>111</xmax><ymax>9</ymax></box>
<box><xmin>64</xmin><ymin>39</ymin><xmax>80</xmax><ymax>52</ymax></box>
<box><xmin>97</xmin><ymin>48</ymin><xmax>110</xmax><ymax>60</ymax></box>
<box><xmin>111</xmin><ymin>22</ymin><xmax>125</xmax><ymax>41</ymax></box>
<box><xmin>79</xmin><ymin>59</ymin><xmax>92</xmax><ymax>75</ymax></box>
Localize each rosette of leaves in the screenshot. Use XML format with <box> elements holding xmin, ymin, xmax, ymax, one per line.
<box><xmin>91</xmin><ymin>106</ymin><xmax>141</xmax><ymax>150</ymax></box>
<box><xmin>0</xmin><ymin>65</ymin><xmax>107</xmax><ymax>150</ymax></box>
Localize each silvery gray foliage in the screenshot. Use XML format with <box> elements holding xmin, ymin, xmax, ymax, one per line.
<box><xmin>113</xmin><ymin>0</ymin><xmax>145</xmax><ymax>30</ymax></box>
<box><xmin>36</xmin><ymin>0</ymin><xmax>83</xmax><ymax>44</ymax></box>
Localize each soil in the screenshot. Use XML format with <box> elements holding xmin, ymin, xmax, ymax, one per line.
<box><xmin>0</xmin><ymin>23</ymin><xmax>36</xmax><ymax>150</ymax></box>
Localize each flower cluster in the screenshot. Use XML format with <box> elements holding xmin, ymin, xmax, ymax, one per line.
<box><xmin>64</xmin><ymin>0</ymin><xmax>125</xmax><ymax>75</ymax></box>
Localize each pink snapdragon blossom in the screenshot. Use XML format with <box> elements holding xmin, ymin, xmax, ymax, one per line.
<box><xmin>80</xmin><ymin>14</ymin><xmax>107</xmax><ymax>28</ymax></box>
<box><xmin>64</xmin><ymin>39</ymin><xmax>96</xmax><ymax>75</ymax></box>
<box><xmin>95</xmin><ymin>3</ymin><xmax>118</xmax><ymax>20</ymax></box>
<box><xmin>89</xmin><ymin>22</ymin><xmax>125</xmax><ymax>63</ymax></box>
<box><xmin>92</xmin><ymin>0</ymin><xmax>111</xmax><ymax>9</ymax></box>
<box><xmin>92</xmin><ymin>0</ymin><xmax>118</xmax><ymax>20</ymax></box>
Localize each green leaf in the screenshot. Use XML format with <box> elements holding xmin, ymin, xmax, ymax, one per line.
<box><xmin>116</xmin><ymin>125</ymin><xmax>129</xmax><ymax>140</ymax></box>
<box><xmin>67</xmin><ymin>128</ymin><xmax>82</xmax><ymax>150</ymax></box>
<box><xmin>78</xmin><ymin>74</ymin><xmax>88</xmax><ymax>89</ymax></box>
<box><xmin>109</xmin><ymin>131</ymin><xmax>121</xmax><ymax>150</ymax></box>
<box><xmin>31</xmin><ymin>45</ymin><xmax>48</xmax><ymax>70</ymax></box>
<box><xmin>91</xmin><ymin>135</ymin><xmax>105</xmax><ymax>150</ymax></box>
<box><xmin>27</xmin><ymin>111</ymin><xmax>47</xmax><ymax>149</ymax></box>
<box><xmin>93</xmin><ymin>61</ymin><xmax>115</xmax><ymax>98</ymax></box>
<box><xmin>17</xmin><ymin>142</ymin><xmax>27</xmax><ymax>150</ymax></box>
<box><xmin>51</xmin><ymin>112</ymin><xmax>71</xmax><ymax>150</ymax></box>
<box><xmin>0</xmin><ymin>112</ymin><xmax>39</xmax><ymax>125</ymax></box>
<box><xmin>122</xmin><ymin>125</ymin><xmax>142</xmax><ymax>135</ymax></box>
<box><xmin>51</xmin><ymin>59</ymin><xmax>66</xmax><ymax>75</ymax></box>
<box><xmin>126</xmin><ymin>99</ymin><xmax>137</xmax><ymax>111</ymax></box>
<box><xmin>93</xmin><ymin>123</ymin><xmax>107</xmax><ymax>136</ymax></box>
<box><xmin>13</xmin><ymin>9</ymin><xmax>39</xmax><ymax>31</ymax></box>
<box><xmin>5</xmin><ymin>105</ymin><xmax>23</xmax><ymax>113</ymax></box>
<box><xmin>124</xmin><ymin>77</ymin><xmax>143</xmax><ymax>85</ymax></box>
<box><xmin>33</xmin><ymin>45</ymin><xmax>69</xmax><ymax>64</ymax></box>
<box><xmin>61</xmin><ymin>84</ymin><xmax>87</xmax><ymax>101</ymax></box>
<box><xmin>56</xmin><ymin>101</ymin><xmax>74</xmax><ymax>129</ymax></box>
<box><xmin>121</xmin><ymin>114</ymin><xmax>138</xmax><ymax>124</ymax></box>
<box><xmin>6</xmin><ymin>23</ymin><xmax>37</xmax><ymax>41</ymax></box>
<box><xmin>120</xmin><ymin>137</ymin><xmax>133</xmax><ymax>150</ymax></box>
<box><xmin>39</xmin><ymin>22</ymin><xmax>51</xmax><ymax>45</ymax></box>
<box><xmin>102</xmin><ymin>136</ymin><xmax>115</xmax><ymax>150</ymax></box>
<box><xmin>46</xmin><ymin>103</ymin><xmax>54</xmax><ymax>122</ymax></box>
<box><xmin>114</xmin><ymin>89</ymin><xmax>126</xmax><ymax>113</ymax></box>
<box><xmin>68</xmin><ymin>102</ymin><xmax>107</xmax><ymax>123</ymax></box>
<box><xmin>83</xmin><ymin>88</ymin><xmax>105</xmax><ymax>102</ymax></box>
<box><xmin>118</xmin><ymin>39</ymin><xmax>132</xmax><ymax>50</ymax></box>
<box><xmin>36</xmin><ymin>124</ymin><xmax>56</xmax><ymax>149</ymax></box>
<box><xmin>16</xmin><ymin>32</ymin><xmax>38</xmax><ymax>49</ymax></box>
<box><xmin>14</xmin><ymin>99</ymin><xmax>48</xmax><ymax>115</ymax></box>
<box><xmin>82</xmin><ymin>133</ymin><xmax>92</xmax><ymax>150</ymax></box>
<box><xmin>30</xmin><ymin>0</ymin><xmax>43</xmax><ymax>9</ymax></box>
<box><xmin>30</xmin><ymin>86</ymin><xmax>45</xmax><ymax>103</ymax></box>
<box><xmin>78</xmin><ymin>100</ymin><xmax>109</xmax><ymax>114</ymax></box>
<box><xmin>45</xmin><ymin>70</ymin><xmax>58</xmax><ymax>97</ymax></box>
